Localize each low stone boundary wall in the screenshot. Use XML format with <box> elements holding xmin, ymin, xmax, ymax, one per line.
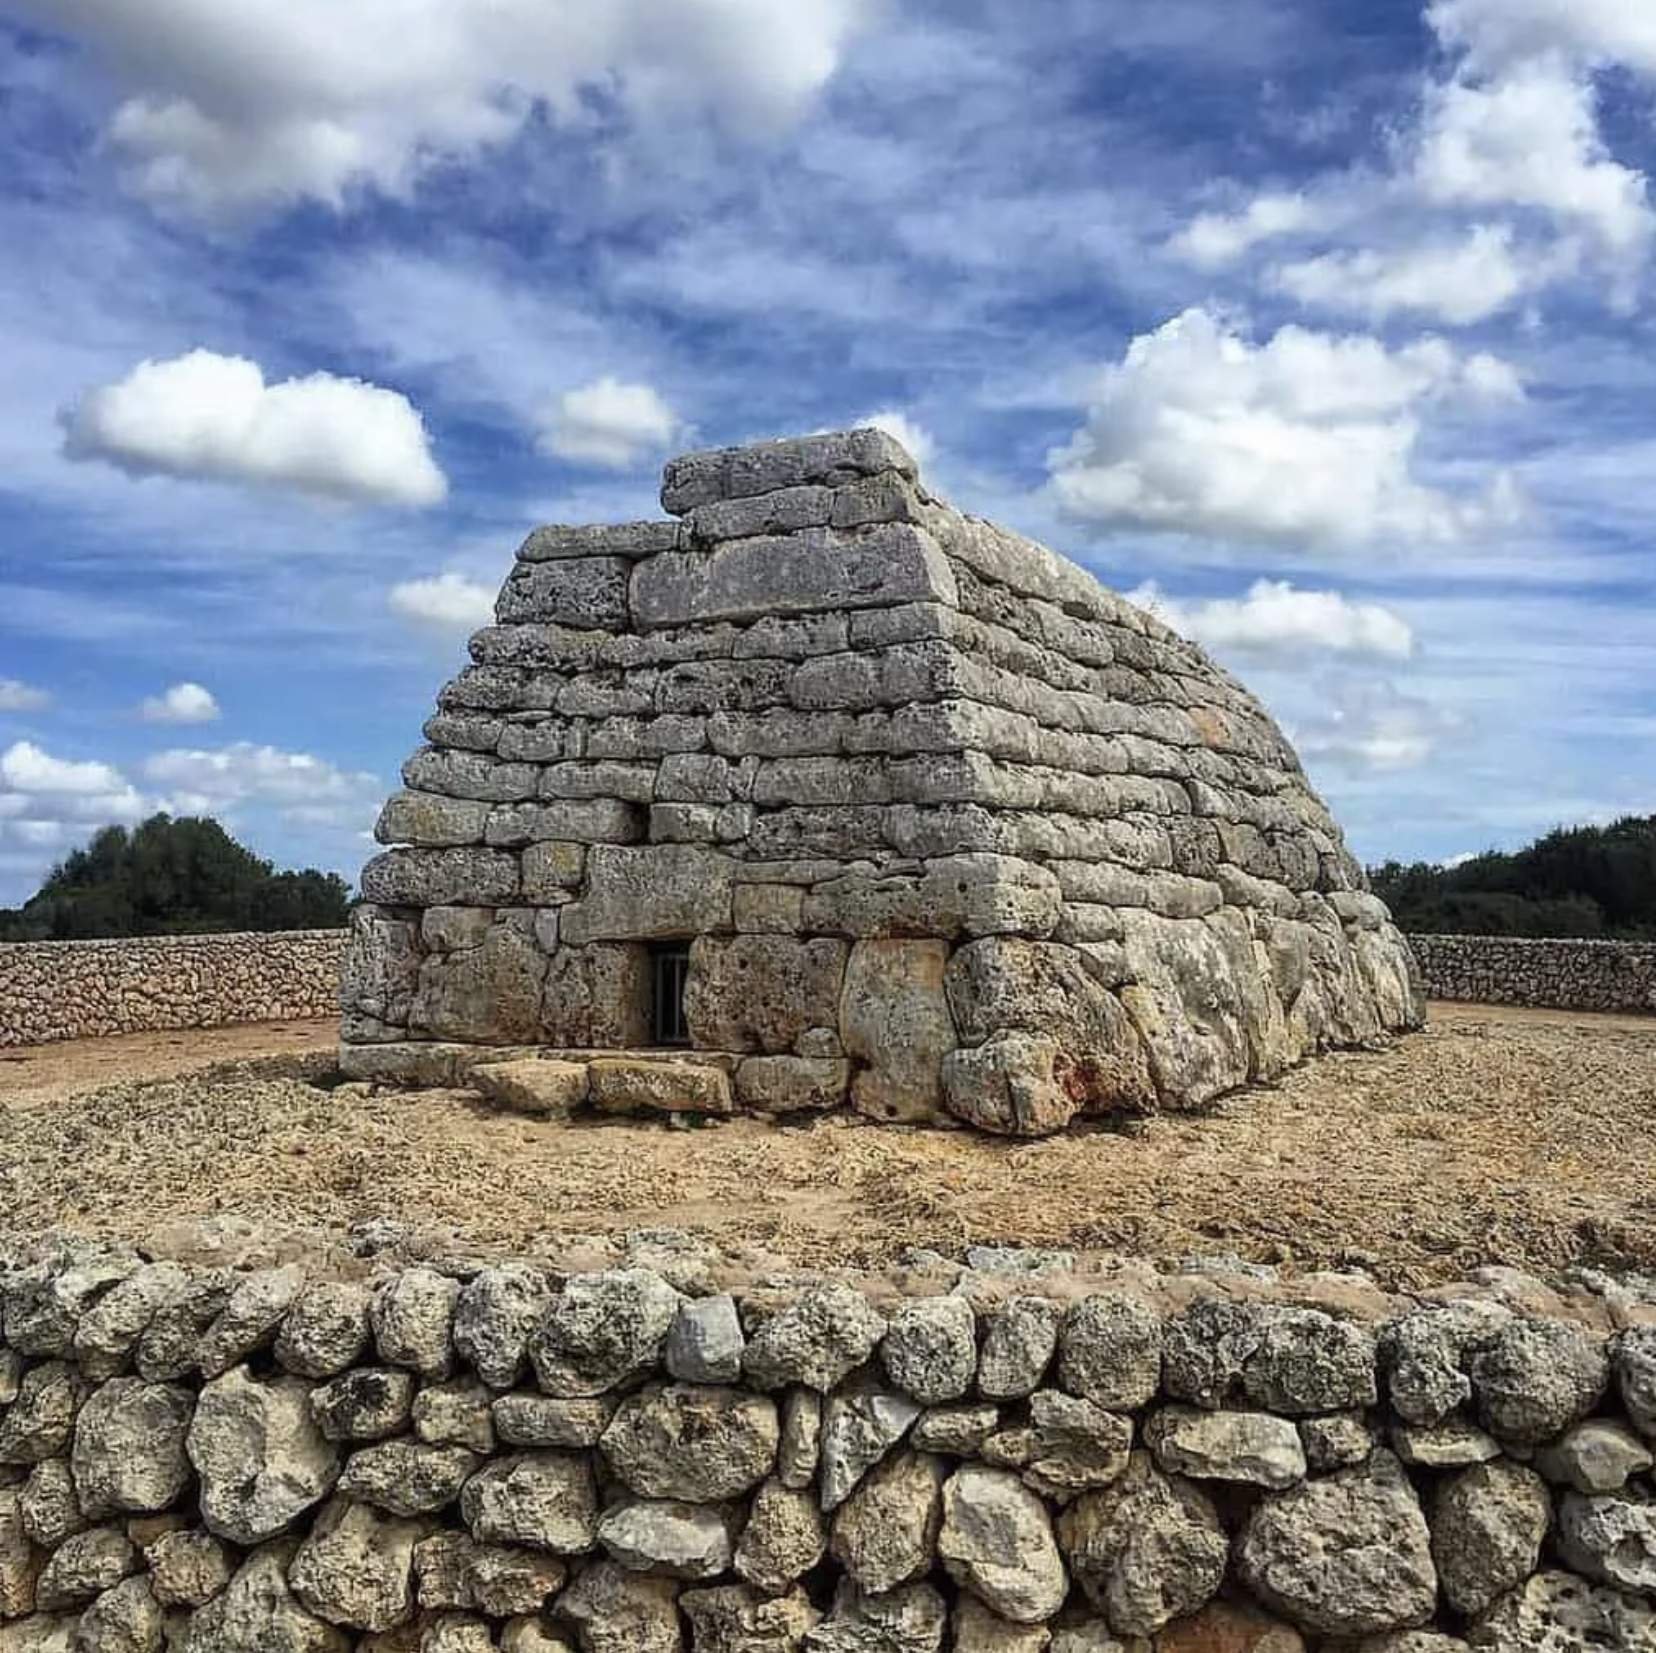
<box><xmin>1410</xmin><ymin>932</ymin><xmax>1656</xmax><ymax>1014</ymax></box>
<box><xmin>3</xmin><ymin>1233</ymin><xmax>1655</xmax><ymax>1649</ymax></box>
<box><xmin>0</xmin><ymin>929</ymin><xmax>347</xmax><ymax>1047</ymax></box>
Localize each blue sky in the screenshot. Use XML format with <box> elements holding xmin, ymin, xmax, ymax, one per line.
<box><xmin>1</xmin><ymin>0</ymin><xmax>1653</xmax><ymax>905</ymax></box>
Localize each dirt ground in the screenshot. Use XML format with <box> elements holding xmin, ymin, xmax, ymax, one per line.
<box><xmin>2</xmin><ymin>1003</ymin><xmax>1653</xmax><ymax>1287</ymax></box>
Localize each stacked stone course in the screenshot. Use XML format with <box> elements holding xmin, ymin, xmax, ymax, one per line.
<box><xmin>1410</xmin><ymin>935</ymin><xmax>1656</xmax><ymax>1015</ymax></box>
<box><xmin>4</xmin><ymin>1233</ymin><xmax>1656</xmax><ymax>1649</ymax></box>
<box><xmin>0</xmin><ymin>932</ymin><xmax>345</xmax><ymax>1049</ymax></box>
<box><xmin>344</xmin><ymin>430</ymin><xmax>1422</xmax><ymax>1133</ymax></box>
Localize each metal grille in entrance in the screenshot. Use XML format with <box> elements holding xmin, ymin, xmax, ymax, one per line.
<box><xmin>650</xmin><ymin>945</ymin><xmax>691</xmax><ymax>1046</ymax></box>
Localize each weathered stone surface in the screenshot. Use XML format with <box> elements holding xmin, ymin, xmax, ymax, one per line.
<box><xmin>453</xmin><ymin>1265</ymin><xmax>557</xmax><ymax>1391</ymax></box>
<box><xmin>661</xmin><ymin>430</ymin><xmax>917</xmax><ymax>514</ymax></box>
<box><xmin>1145</xmin><ymin>1405</ymin><xmax>1306</xmax><ymax>1489</ymax></box>
<box><xmin>778</xmin><ymin>1389</ymin><xmax>823</xmax><ymax>1490</ymax></box>
<box><xmin>1618</xmin><ymin>1325</ymin><xmax>1656</xmax><ymax>1440</ymax></box>
<box><xmin>599</xmin><ymin>1499</ymin><xmax>735</xmax><ymax>1579</ymax></box>
<box><xmin>1155</xmin><ymin>1602</ymin><xmax>1306</xmax><ymax>1651</ymax></box>
<box><xmin>494</xmin><ymin>1394</ymin><xmax>618</xmax><ymax>1450</ymax></box>
<box><xmin>1468</xmin><ymin>1318</ymin><xmax>1608</xmax><ymax>1445</ymax></box>
<box><xmin>587</xmin><ymin>1058</ymin><xmax>735</xmax><ymax>1116</ymax></box>
<box><xmin>840</xmin><ymin>940</ymin><xmax>957</xmax><ymax>1124</ymax></box>
<box><xmin>76</xmin><ymin>1574</ymin><xmax>164</xmax><ymax>1653</ymax></box>
<box><xmin>951</xmin><ymin>1596</ymin><xmax>1053</xmax><ymax>1653</ymax></box>
<box><xmin>310</xmin><ymin>1368</ymin><xmax>416</xmax><ymax>1442</ymax></box>
<box><xmin>35</xmin><ymin>1525</ymin><xmax>137</xmax><ymax>1610</ymax></box>
<box><xmin>1391</xmin><ymin>1418</ymin><xmax>1501</xmax><ymax>1469</ymax></box>
<box><xmin>1556</xmin><ymin>1488</ymin><xmax>1656</xmax><ymax>1595</ymax></box>
<box><xmin>0</xmin><ymin>1362</ymin><xmax>87</xmax><ymax>1464</ymax></box>
<box><xmin>820</xmin><ymin>1382</ymin><xmax>923</xmax><ymax>1512</ymax></box>
<box><xmin>881</xmin><ymin>1297</ymin><xmax>977</xmax><ymax>1406</ymax></box>
<box><xmin>472</xmin><ymin>1061</ymin><xmax>590</xmax><ymax>1119</ymax></box>
<box><xmin>0</xmin><ymin>1486</ymin><xmax>41</xmax><ymax>1616</ymax></box>
<box><xmin>667</xmin><ymin>1294</ymin><xmax>745</xmax><ymax>1385</ymax></box>
<box><xmin>376</xmin><ymin>790</ymin><xmax>492</xmax><ymax>848</ymax></box>
<box><xmin>803</xmin><ymin>1577</ymin><xmax>947</xmax><ymax>1653</ymax></box>
<box><xmin>735</xmin><ymin>1057</ymin><xmax>851</xmax><ymax>1113</ymax></box>
<box><xmin>20</xmin><ymin>1459</ymin><xmax>84</xmax><ymax>1549</ymax></box>
<box><xmin>1164</xmin><ymin>1299</ymin><xmax>1376</xmax><ymax>1416</ymax></box>
<box><xmin>1057</xmin><ymin>1453</ymin><xmax>1226</xmax><ymax>1636</ymax></box>
<box><xmin>188</xmin><ymin>1368</ymin><xmax>339</xmax><ymax>1545</ymax></box>
<box><xmin>145</xmin><ymin>1528</ymin><xmax>234</xmax><ymax>1608</ymax></box>
<box><xmin>912</xmin><ymin>1405</ymin><xmax>1000</xmax><ymax>1457</ymax></box>
<box><xmin>372</xmin><ymin>1269</ymin><xmax>461</xmax><ymax>1380</ymax></box>
<box><xmin>337</xmin><ymin>1441</ymin><xmax>479</xmax><ymax>1517</ymax></box>
<box><xmin>276</xmin><ymin>1281</ymin><xmax>373</xmax><ymax>1380</ymax></box>
<box><xmin>414</xmin><ymin>1380</ymin><xmax>498</xmax><ymax>1453</ymax></box>
<box><xmin>287</xmin><ymin>1498</ymin><xmax>427</xmax><ymax>1633</ymax></box>
<box><xmin>1300</xmin><ymin>1412</ymin><xmax>1375</xmax><ymax>1472</ymax></box>
<box><xmin>602</xmin><ymin>1384</ymin><xmax>778</xmax><ymax>1502</ymax></box>
<box><xmin>70</xmin><ymin>1378</ymin><xmax>193</xmax><ymax>1517</ymax></box>
<box><xmin>1535</xmin><ymin>1418</ymin><xmax>1653</xmax><ymax>1492</ymax></box>
<box><xmin>831</xmin><ymin>1450</ymin><xmax>946</xmax><ymax>1595</ymax></box>
<box><xmin>984</xmin><ymin>1391</ymin><xmax>1133</xmax><ymax>1499</ymax></box>
<box><xmin>561</xmin><ymin>845</ymin><xmax>736</xmax><ymax>944</ymax></box>
<box><xmin>937</xmin><ymin>1464</ymin><xmax>1067</xmax><ymax>1625</ymax></box>
<box><xmin>979</xmin><ymin>1298</ymin><xmax>1063</xmax><ymax>1401</ymax></box>
<box><xmin>1058</xmin><ymin>1296</ymin><xmax>1163</xmax><ymax>1412</ymax></box>
<box><xmin>1237</xmin><ymin>1452</ymin><xmax>1437</xmax><ymax>1637</ymax></box>
<box><xmin>736</xmin><ymin>1479</ymin><xmax>828</xmax><ymax>1595</ymax></box>
<box><xmin>519</xmin><ymin>520</ymin><xmax>680</xmax><ymax>562</ymax></box>
<box><xmin>529</xmin><ymin>1270</ymin><xmax>681</xmax><ymax>1397</ymax></box>
<box><xmin>556</xmin><ymin>1559</ymin><xmax>682</xmax><ymax>1653</ymax></box>
<box><xmin>686</xmin><ymin>936</ymin><xmax>850</xmax><ymax>1054</ymax></box>
<box><xmin>179</xmin><ymin>1538</ymin><xmax>351</xmax><ymax>1652</ymax></box>
<box><xmin>1380</xmin><ymin>1301</ymin><xmax>1513</xmax><ymax>1428</ymax></box>
<box><xmin>1430</xmin><ymin>1461</ymin><xmax>1550</xmax><ymax>1618</ymax></box>
<box><xmin>359</xmin><ymin>847</ymin><xmax>519</xmax><ymax>908</ymax></box>
<box><xmin>1469</xmin><ymin>1568</ymin><xmax>1656</xmax><ymax>1648</ymax></box>
<box><xmin>681</xmin><ymin>1582</ymin><xmax>821</xmax><ymax>1653</ymax></box>
<box><xmin>745</xmin><ymin>1285</ymin><xmax>888</xmax><ymax>1394</ymax></box>
<box><xmin>497</xmin><ymin>557</ymin><xmax>631</xmax><ymax>629</ymax></box>
<box><xmin>460</xmin><ymin>1453</ymin><xmax>599</xmax><ymax>1553</ymax></box>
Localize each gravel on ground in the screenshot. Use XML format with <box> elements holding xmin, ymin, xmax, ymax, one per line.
<box><xmin>2</xmin><ymin>1003</ymin><xmax>1652</xmax><ymax>1287</ymax></box>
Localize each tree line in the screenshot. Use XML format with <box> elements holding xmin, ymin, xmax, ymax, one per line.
<box><xmin>0</xmin><ymin>814</ymin><xmax>350</xmax><ymax>942</ymax></box>
<box><xmin>1370</xmin><ymin>814</ymin><xmax>1656</xmax><ymax>940</ymax></box>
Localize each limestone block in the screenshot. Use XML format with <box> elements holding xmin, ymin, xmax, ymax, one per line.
<box><xmin>541</xmin><ymin>761</ymin><xmax>658</xmax><ymax>802</ymax></box>
<box><xmin>734</xmin><ymin>1056</ymin><xmax>850</xmax><ymax>1113</ymax></box>
<box><xmin>411</xmin><ymin>911</ymin><xmax>548</xmax><ymax>1043</ymax></box>
<box><xmin>587</xmin><ymin>1058</ymin><xmax>734</xmax><ymax>1117</ymax></box>
<box><xmin>496</xmin><ymin>557</ymin><xmax>631</xmax><ymax>629</ymax></box>
<box><xmin>840</xmin><ymin>939</ymin><xmax>957</xmax><ymax>1124</ymax></box>
<box><xmin>359</xmin><ymin>848</ymin><xmax>519</xmax><ymax>908</ymax></box>
<box><xmin>486</xmin><ymin>799</ymin><xmax>644</xmax><ymax>848</ymax></box>
<box><xmin>709</xmin><ymin>708</ymin><xmax>853</xmax><ymax>758</ymax></box>
<box><xmin>340</xmin><ymin>906</ymin><xmax>421</xmax><ymax>1027</ymax></box>
<box><xmin>937</xmin><ymin>1465</ymin><xmax>1066</xmax><ymax>1625</ymax></box>
<box><xmin>657</xmin><ymin>658</ymin><xmax>794</xmax><ymax>715</ymax></box>
<box><xmin>70</xmin><ymin>1379</ymin><xmax>193</xmax><ymax>1517</ymax></box>
<box><xmin>661</xmin><ymin>428</ymin><xmax>917</xmax><ymax>514</ymax></box>
<box><xmin>601</xmin><ymin>1385</ymin><xmax>779</xmax><ymax>1501</ymax></box>
<box><xmin>631</xmin><ymin>524</ymin><xmax>959</xmax><ymax>629</ymax></box>
<box><xmin>732</xmin><ymin>883</ymin><xmax>806</xmax><ymax>934</ymax></box>
<box><xmin>941</xmin><ymin>1032</ymin><xmax>1081</xmax><ymax>1137</ymax></box>
<box><xmin>830</xmin><ymin>1449</ymin><xmax>946</xmax><ymax>1595</ymax></box>
<box><xmin>498</xmin><ymin>718</ymin><xmax>584</xmax><ymax>763</ymax></box>
<box><xmin>734</xmin><ymin>610</ymin><xmax>850</xmax><ymax>661</ymax></box>
<box><xmin>423</xmin><ymin>906</ymin><xmax>494</xmax><ymax>952</ymax></box>
<box><xmin>945</xmin><ymin>939</ymin><xmax>1155</xmax><ymax>1116</ymax></box>
<box><xmin>541</xmin><ymin>944</ymin><xmax>650</xmax><ymax>1047</ymax></box>
<box><xmin>404</xmin><ymin>747</ymin><xmax>540</xmax><ymax>803</ymax></box>
<box><xmin>803</xmin><ymin>855</ymin><xmax>1061</xmax><ymax>940</ymax></box>
<box><xmin>688</xmin><ymin>484</ymin><xmax>836</xmax><ymax>543</ymax></box>
<box><xmin>832</xmin><ymin>471</ymin><xmax>929</xmax><ymax>530</ymax></box>
<box><xmin>521</xmin><ymin>840</ymin><xmax>587</xmax><ymax>903</ymax></box>
<box><xmin>442</xmin><ymin>663</ymin><xmax>558</xmax><ymax>712</ymax></box>
<box><xmin>684</xmin><ymin>936</ymin><xmax>849</xmax><ymax>1053</ymax></box>
<box><xmin>473</xmin><ymin>1059</ymin><xmax>590</xmax><ymax>1117</ymax></box>
<box><xmin>518</xmin><ymin>521</ymin><xmax>681</xmax><ymax>561</ymax></box>
<box><xmin>561</xmin><ymin>845</ymin><xmax>737</xmax><ymax>943</ymax></box>
<box><xmin>376</xmin><ymin>790</ymin><xmax>492</xmax><ymax>847</ymax></box>
<box><xmin>557</xmin><ymin>1560</ymin><xmax>682</xmax><ymax>1653</ymax></box>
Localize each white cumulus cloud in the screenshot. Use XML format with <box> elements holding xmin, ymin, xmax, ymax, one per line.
<box><xmin>143</xmin><ymin>742</ymin><xmax>380</xmax><ymax>812</ymax></box>
<box><xmin>1129</xmin><ymin>579</ymin><xmax>1415</xmax><ymax>662</ymax></box>
<box><xmin>1167</xmin><ymin>192</ymin><xmax>1321</xmax><ymax>269</ymax></box>
<box><xmin>1270</xmin><ymin>224</ymin><xmax>1533</xmax><ymax>326</ymax></box>
<box><xmin>1414</xmin><ymin>59</ymin><xmax>1652</xmax><ymax>261</ymax></box>
<box><xmin>62</xmin><ymin>349</ymin><xmax>448</xmax><ymax>508</ymax></box>
<box><xmin>1047</xmin><ymin>307</ymin><xmax>1522</xmax><ymax>550</ymax></box>
<box><xmin>15</xmin><ymin>0</ymin><xmax>874</xmax><ymax>217</ymax></box>
<box><xmin>389</xmin><ymin>572</ymin><xmax>497</xmax><ymax>633</ymax></box>
<box><xmin>139</xmin><ymin>681</ymin><xmax>220</xmax><ymax>724</ymax></box>
<box><xmin>1293</xmin><ymin>679</ymin><xmax>1461</xmax><ymax>773</ymax></box>
<box><xmin>0</xmin><ymin>680</ymin><xmax>50</xmax><ymax>713</ymax></box>
<box><xmin>1426</xmin><ymin>0</ymin><xmax>1656</xmax><ymax>75</ymax></box>
<box><xmin>0</xmin><ymin>740</ymin><xmax>148</xmax><ymax>845</ymax></box>
<box><xmin>539</xmin><ymin>377</ymin><xmax>681</xmax><ymax>470</ymax></box>
<box><xmin>856</xmin><ymin>410</ymin><xmax>936</xmax><ymax>469</ymax></box>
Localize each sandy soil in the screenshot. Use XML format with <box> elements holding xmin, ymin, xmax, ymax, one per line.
<box><xmin>2</xmin><ymin>1004</ymin><xmax>1653</xmax><ymax>1286</ymax></box>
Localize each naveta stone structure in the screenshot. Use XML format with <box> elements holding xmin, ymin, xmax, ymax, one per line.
<box><xmin>342</xmin><ymin>429</ymin><xmax>1422</xmax><ymax>1132</ymax></box>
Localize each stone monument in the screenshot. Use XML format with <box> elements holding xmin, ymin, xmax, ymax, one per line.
<box><xmin>342</xmin><ymin>429</ymin><xmax>1422</xmax><ymax>1134</ymax></box>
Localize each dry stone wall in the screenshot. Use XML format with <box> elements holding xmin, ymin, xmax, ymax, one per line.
<box><xmin>344</xmin><ymin>430</ymin><xmax>1422</xmax><ymax>1134</ymax></box>
<box><xmin>1410</xmin><ymin>934</ymin><xmax>1656</xmax><ymax>1014</ymax></box>
<box><xmin>0</xmin><ymin>932</ymin><xmax>346</xmax><ymax>1049</ymax></box>
<box><xmin>4</xmin><ymin>1232</ymin><xmax>1656</xmax><ymax>1651</ymax></box>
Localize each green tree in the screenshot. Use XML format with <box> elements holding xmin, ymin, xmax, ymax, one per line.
<box><xmin>1370</xmin><ymin>814</ymin><xmax>1656</xmax><ymax>939</ymax></box>
<box><xmin>0</xmin><ymin>814</ymin><xmax>350</xmax><ymax>941</ymax></box>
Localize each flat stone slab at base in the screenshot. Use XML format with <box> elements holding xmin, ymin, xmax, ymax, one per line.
<box><xmin>472</xmin><ymin>1059</ymin><xmax>590</xmax><ymax>1117</ymax></box>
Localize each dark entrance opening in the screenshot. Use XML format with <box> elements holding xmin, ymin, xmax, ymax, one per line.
<box><xmin>649</xmin><ymin>943</ymin><xmax>692</xmax><ymax>1046</ymax></box>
